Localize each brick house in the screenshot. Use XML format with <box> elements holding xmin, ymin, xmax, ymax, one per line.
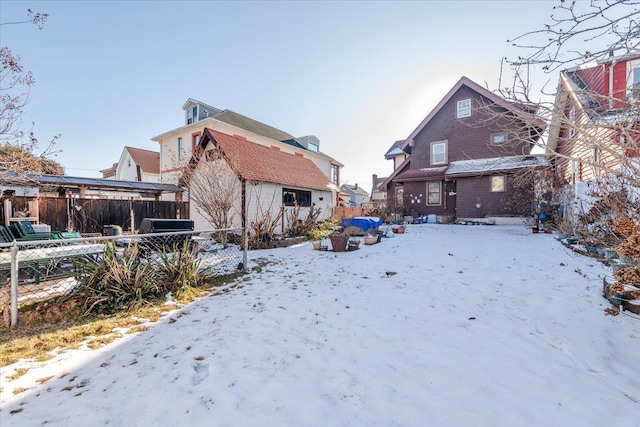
<box><xmin>381</xmin><ymin>76</ymin><xmax>547</xmax><ymax>222</ymax></box>
<box><xmin>546</xmin><ymin>52</ymin><xmax>640</xmax><ymax>216</ymax></box>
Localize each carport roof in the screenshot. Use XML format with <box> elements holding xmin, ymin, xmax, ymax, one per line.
<box><xmin>1</xmin><ymin>171</ymin><xmax>184</xmax><ymax>193</ymax></box>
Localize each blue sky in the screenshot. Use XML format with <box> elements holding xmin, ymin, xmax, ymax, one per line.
<box><xmin>1</xmin><ymin>0</ymin><xmax>558</xmax><ymax>189</ymax></box>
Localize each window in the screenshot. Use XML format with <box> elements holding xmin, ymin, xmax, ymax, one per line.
<box><xmin>282</xmin><ymin>188</ymin><xmax>311</xmax><ymax>207</ymax></box>
<box><xmin>457</xmin><ymin>99</ymin><xmax>471</xmax><ymax>118</ymax></box>
<box><xmin>431</xmin><ymin>141</ymin><xmax>448</xmax><ymax>165</ymax></box>
<box><xmin>331</xmin><ymin>164</ymin><xmax>339</xmax><ymax>186</ymax></box>
<box><xmin>427</xmin><ymin>181</ymin><xmax>441</xmax><ymax>205</ymax></box>
<box><xmin>177</xmin><ymin>137</ymin><xmax>183</xmax><ymax>160</ymax></box>
<box><xmin>127</xmin><ymin>159</ymin><xmax>132</xmax><ymax>167</ymax></box>
<box><xmin>491</xmin><ymin>176</ymin><xmax>505</xmax><ymax>192</ymax></box>
<box><xmin>395</xmin><ymin>186</ymin><xmax>403</xmax><ymax>206</ymax></box>
<box><xmin>568</xmin><ymin>106</ymin><xmax>576</xmax><ymax>138</ymax></box>
<box><xmin>491</xmin><ymin>132</ymin><xmax>507</xmax><ymax>144</ymax></box>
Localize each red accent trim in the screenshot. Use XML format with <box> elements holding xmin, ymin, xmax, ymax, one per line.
<box><xmin>191</xmin><ymin>131</ymin><xmax>201</xmax><ymax>153</ymax></box>
<box><xmin>162</xmin><ymin>167</ymin><xmax>184</xmax><ymax>174</ymax></box>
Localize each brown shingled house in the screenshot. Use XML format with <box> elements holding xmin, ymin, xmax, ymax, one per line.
<box><xmin>381</xmin><ymin>76</ymin><xmax>548</xmax><ymax>223</ymax></box>
<box><xmin>189</xmin><ymin>128</ymin><xmax>334</xmax><ymax>231</ymax></box>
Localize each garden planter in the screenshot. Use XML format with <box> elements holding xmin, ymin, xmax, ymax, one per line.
<box><xmin>329</xmin><ymin>232</ymin><xmax>350</xmax><ymax>252</ymax></box>
<box><xmin>364</xmin><ymin>235</ymin><xmax>378</xmax><ymax>245</ymax></box>
<box><xmin>312</xmin><ymin>241</ymin><xmax>321</xmax><ymax>250</ymax></box>
<box><xmin>391</xmin><ymin>225</ymin><xmax>406</xmax><ymax>234</ymax></box>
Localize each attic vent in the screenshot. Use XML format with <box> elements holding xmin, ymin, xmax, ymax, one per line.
<box><xmin>295</xmin><ymin>152</ymin><xmax>304</xmax><ymax>157</ymax></box>
<box><xmin>270</xmin><ymin>145</ymin><xmax>281</xmax><ymax>151</ymax></box>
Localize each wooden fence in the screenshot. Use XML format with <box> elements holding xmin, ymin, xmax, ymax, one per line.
<box><xmin>332</xmin><ymin>206</ymin><xmax>363</xmax><ymax>220</ymax></box>
<box><xmin>3</xmin><ymin>197</ymin><xmax>189</xmax><ymax>234</ymax></box>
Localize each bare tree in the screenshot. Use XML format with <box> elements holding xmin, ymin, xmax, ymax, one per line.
<box><xmin>499</xmin><ymin>1</ymin><xmax>640</xmax><ymax>316</ymax></box>
<box><xmin>1</xmin><ymin>9</ymin><xmax>61</xmax><ymax>188</ymax></box>
<box><xmin>185</xmin><ymin>148</ymin><xmax>240</xmax><ymax>246</ymax></box>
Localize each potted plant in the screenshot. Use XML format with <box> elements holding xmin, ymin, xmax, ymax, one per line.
<box><xmin>329</xmin><ymin>231</ymin><xmax>350</xmax><ymax>252</ymax></box>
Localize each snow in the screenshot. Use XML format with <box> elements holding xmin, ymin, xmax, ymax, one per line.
<box><xmin>446</xmin><ymin>155</ymin><xmax>550</xmax><ymax>176</ymax></box>
<box><xmin>1</xmin><ymin>225</ymin><xmax>639</xmax><ymax>426</ymax></box>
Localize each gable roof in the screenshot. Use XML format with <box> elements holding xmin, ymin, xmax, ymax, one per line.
<box><xmin>125</xmin><ymin>147</ymin><xmax>160</xmax><ymax>174</ymax></box>
<box><xmin>402</xmin><ymin>76</ymin><xmax>546</xmax><ymax>150</ymax></box>
<box><xmin>340</xmin><ymin>184</ymin><xmax>370</xmax><ymax>197</ymax></box>
<box><xmin>199</xmin><ymin>129</ymin><xmax>332</xmax><ymax>192</ymax></box>
<box><xmin>385</xmin><ymin>140</ymin><xmax>409</xmax><ymax>159</ymax></box>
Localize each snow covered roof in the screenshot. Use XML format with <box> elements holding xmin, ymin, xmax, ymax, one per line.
<box><xmin>445</xmin><ymin>155</ymin><xmax>550</xmax><ymax>178</ymax></box>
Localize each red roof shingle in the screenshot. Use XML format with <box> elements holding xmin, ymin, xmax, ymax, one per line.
<box><xmin>126</xmin><ymin>147</ymin><xmax>160</xmax><ymax>175</ymax></box>
<box><xmin>201</xmin><ymin>129</ymin><xmax>332</xmax><ymax>192</ymax></box>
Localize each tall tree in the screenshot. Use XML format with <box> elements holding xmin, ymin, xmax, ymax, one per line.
<box><xmin>0</xmin><ymin>8</ymin><xmax>62</xmax><ymax>181</ymax></box>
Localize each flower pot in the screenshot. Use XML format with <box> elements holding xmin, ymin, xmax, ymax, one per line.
<box><xmin>312</xmin><ymin>241</ymin><xmax>321</xmax><ymax>250</ymax></box>
<box><xmin>364</xmin><ymin>235</ymin><xmax>378</xmax><ymax>245</ymax></box>
<box><xmin>329</xmin><ymin>232</ymin><xmax>350</xmax><ymax>252</ymax></box>
<box><xmin>392</xmin><ymin>225</ymin><xmax>405</xmax><ymax>234</ymax></box>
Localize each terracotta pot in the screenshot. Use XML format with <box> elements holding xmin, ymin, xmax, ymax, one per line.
<box><xmin>364</xmin><ymin>235</ymin><xmax>377</xmax><ymax>245</ymax></box>
<box><xmin>392</xmin><ymin>225</ymin><xmax>405</xmax><ymax>234</ymax></box>
<box><xmin>329</xmin><ymin>232</ymin><xmax>350</xmax><ymax>252</ymax></box>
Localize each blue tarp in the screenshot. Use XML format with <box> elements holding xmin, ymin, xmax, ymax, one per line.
<box><xmin>340</xmin><ymin>216</ymin><xmax>383</xmax><ymax>232</ymax></box>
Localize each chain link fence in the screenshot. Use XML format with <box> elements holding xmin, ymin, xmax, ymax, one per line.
<box><xmin>0</xmin><ymin>228</ymin><xmax>247</xmax><ymax>327</ymax></box>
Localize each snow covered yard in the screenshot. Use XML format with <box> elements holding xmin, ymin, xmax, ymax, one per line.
<box><xmin>1</xmin><ymin>224</ymin><xmax>638</xmax><ymax>426</ymax></box>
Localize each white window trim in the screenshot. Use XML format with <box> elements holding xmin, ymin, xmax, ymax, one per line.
<box><xmin>627</xmin><ymin>59</ymin><xmax>640</xmax><ymax>98</ymax></box>
<box><xmin>490</xmin><ymin>175</ymin><xmax>505</xmax><ymax>193</ymax></box>
<box><xmin>457</xmin><ymin>99</ymin><xmax>471</xmax><ymax>118</ymax></box>
<box><xmin>430</xmin><ymin>140</ymin><xmax>448</xmax><ymax>165</ymax></box>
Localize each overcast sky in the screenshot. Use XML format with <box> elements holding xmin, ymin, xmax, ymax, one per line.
<box><xmin>1</xmin><ymin>0</ymin><xmax>559</xmax><ymax>189</ymax></box>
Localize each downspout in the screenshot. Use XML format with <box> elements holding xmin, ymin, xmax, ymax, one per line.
<box><xmin>241</xmin><ymin>178</ymin><xmax>247</xmax><ymax>271</ymax></box>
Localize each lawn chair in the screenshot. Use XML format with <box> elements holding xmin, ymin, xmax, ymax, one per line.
<box><xmin>9</xmin><ymin>221</ymin><xmax>54</xmax><ymax>241</ymax></box>
<box><xmin>0</xmin><ymin>226</ymin><xmax>14</xmax><ymax>244</ymax></box>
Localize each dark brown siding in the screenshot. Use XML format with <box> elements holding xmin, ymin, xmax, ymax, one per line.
<box><xmin>455</xmin><ymin>175</ymin><xmax>533</xmax><ymax>217</ymax></box>
<box><xmin>410</xmin><ymin>86</ymin><xmax>533</xmax><ymax>170</ymax></box>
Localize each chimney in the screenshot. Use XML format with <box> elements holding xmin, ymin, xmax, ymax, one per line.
<box><xmin>355</xmin><ymin>183</ymin><xmax>358</xmax><ymax>189</ymax></box>
<box><xmin>372</xmin><ymin>174</ymin><xmax>378</xmax><ymax>191</ymax></box>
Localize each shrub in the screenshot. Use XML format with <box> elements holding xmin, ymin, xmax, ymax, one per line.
<box><xmin>73</xmin><ymin>242</ymin><xmax>161</xmax><ymax>315</ymax></box>
<box><xmin>306</xmin><ymin>218</ymin><xmax>338</xmax><ymax>241</ymax></box>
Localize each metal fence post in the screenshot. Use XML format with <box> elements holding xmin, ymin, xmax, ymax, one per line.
<box><xmin>242</xmin><ymin>227</ymin><xmax>248</xmax><ymax>272</ymax></box>
<box><xmin>10</xmin><ymin>241</ymin><xmax>18</xmax><ymax>327</ymax></box>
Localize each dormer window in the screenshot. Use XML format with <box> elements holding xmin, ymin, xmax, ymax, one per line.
<box><xmin>187</xmin><ymin>105</ymin><xmax>198</xmax><ymax>125</ymax></box>
<box><xmin>457</xmin><ymin>99</ymin><xmax>471</xmax><ymax>118</ymax></box>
